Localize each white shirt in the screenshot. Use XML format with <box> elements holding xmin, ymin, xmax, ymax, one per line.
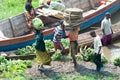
<box><xmin>101</xmin><ymin>17</ymin><xmax>112</xmax><ymax>35</ymax></box>
<box><xmin>94</xmin><ymin>35</ymin><xmax>103</xmax><ymax>54</ymax></box>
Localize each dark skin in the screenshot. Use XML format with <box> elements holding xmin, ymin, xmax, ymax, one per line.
<box><xmin>90</xmin><ymin>32</ymin><xmax>102</xmax><ymax>54</ymax></box>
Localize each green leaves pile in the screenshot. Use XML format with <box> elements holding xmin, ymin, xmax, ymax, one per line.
<box><xmin>17</xmin><ymin>39</ymin><xmax>69</xmax><ymax>55</ymax></box>
<box><xmin>101</xmin><ymin>55</ymin><xmax>108</xmax><ymax>64</ymax></box>
<box><xmin>51</xmin><ymin>50</ymin><xmax>62</xmax><ymax>61</ymax></box>
<box><xmin>0</xmin><ymin>56</ymin><xmax>32</xmax><ymax>80</ymax></box>
<box><xmin>45</xmin><ymin>40</ymin><xmax>55</xmax><ymax>53</ymax></box>
<box><xmin>113</xmin><ymin>57</ymin><xmax>120</xmax><ymax>66</ymax></box>
<box><xmin>61</xmin><ymin>38</ymin><xmax>69</xmax><ymax>49</ymax></box>
<box><xmin>17</xmin><ymin>45</ymin><xmax>35</xmax><ymax>55</ymax></box>
<box><xmin>81</xmin><ymin>48</ymin><xmax>95</xmax><ymax>61</ymax></box>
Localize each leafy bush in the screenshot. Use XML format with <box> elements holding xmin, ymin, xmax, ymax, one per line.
<box><xmin>101</xmin><ymin>55</ymin><xmax>108</xmax><ymax>64</ymax></box>
<box><xmin>51</xmin><ymin>50</ymin><xmax>62</xmax><ymax>61</ymax></box>
<box><xmin>113</xmin><ymin>57</ymin><xmax>120</xmax><ymax>66</ymax></box>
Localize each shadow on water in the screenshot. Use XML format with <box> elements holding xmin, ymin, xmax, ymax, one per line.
<box><xmin>75</xmin><ymin>64</ymin><xmax>113</xmax><ymax>79</ymax></box>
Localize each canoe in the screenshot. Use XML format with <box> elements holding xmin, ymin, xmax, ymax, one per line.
<box><xmin>0</xmin><ymin>0</ymin><xmax>120</xmax><ymax>51</ymax></box>
<box><xmin>5</xmin><ymin>22</ymin><xmax>120</xmax><ymax>60</ymax></box>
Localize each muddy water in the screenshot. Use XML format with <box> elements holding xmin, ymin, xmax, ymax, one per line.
<box><xmin>104</xmin><ymin>9</ymin><xmax>120</xmax><ymax>62</ymax></box>
<box><xmin>81</xmin><ymin>9</ymin><xmax>120</xmax><ymax>62</ymax></box>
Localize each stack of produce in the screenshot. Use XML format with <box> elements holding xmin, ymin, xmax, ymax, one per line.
<box><xmin>64</xmin><ymin>8</ymin><xmax>84</xmax><ymax>28</ymax></box>
<box><xmin>32</xmin><ymin>18</ymin><xmax>44</xmax><ymax>30</ymax></box>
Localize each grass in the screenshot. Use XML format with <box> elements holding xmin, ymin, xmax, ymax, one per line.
<box><xmin>0</xmin><ymin>0</ymin><xmax>58</xmax><ymax>20</ymax></box>
<box><xmin>0</xmin><ymin>0</ymin><xmax>38</xmax><ymax>20</ymax></box>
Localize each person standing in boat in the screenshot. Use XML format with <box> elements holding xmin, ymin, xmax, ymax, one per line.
<box><xmin>53</xmin><ymin>21</ymin><xmax>66</xmax><ymax>55</ymax></box>
<box><xmin>25</xmin><ymin>0</ymin><xmax>36</xmax><ymax>29</ymax></box>
<box><xmin>67</xmin><ymin>26</ymin><xmax>80</xmax><ymax>67</ymax></box>
<box><xmin>101</xmin><ymin>12</ymin><xmax>113</xmax><ymax>46</ymax></box>
<box><xmin>90</xmin><ymin>31</ymin><xmax>104</xmax><ymax>72</ymax></box>
<box><xmin>33</xmin><ymin>18</ymin><xmax>51</xmax><ymax>72</ymax></box>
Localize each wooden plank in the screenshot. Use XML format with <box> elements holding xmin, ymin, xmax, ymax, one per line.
<box><xmin>0</xmin><ymin>19</ymin><xmax>13</xmax><ymax>38</ymax></box>
<box><xmin>10</xmin><ymin>14</ymin><xmax>29</xmax><ymax>37</ymax></box>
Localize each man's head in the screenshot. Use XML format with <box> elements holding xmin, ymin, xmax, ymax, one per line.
<box><xmin>27</xmin><ymin>0</ymin><xmax>32</xmax><ymax>3</ymax></box>
<box><xmin>90</xmin><ymin>30</ymin><xmax>96</xmax><ymax>37</ymax></box>
<box><xmin>46</xmin><ymin>0</ymin><xmax>51</xmax><ymax>5</ymax></box>
<box><xmin>105</xmin><ymin>12</ymin><xmax>111</xmax><ymax>19</ymax></box>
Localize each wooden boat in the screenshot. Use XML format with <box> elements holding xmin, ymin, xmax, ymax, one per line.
<box><xmin>5</xmin><ymin>22</ymin><xmax>120</xmax><ymax>60</ymax></box>
<box><xmin>0</xmin><ymin>0</ymin><xmax>120</xmax><ymax>51</ymax></box>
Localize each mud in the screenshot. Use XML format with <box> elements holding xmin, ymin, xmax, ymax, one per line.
<box><xmin>25</xmin><ymin>61</ymin><xmax>120</xmax><ymax>80</ymax></box>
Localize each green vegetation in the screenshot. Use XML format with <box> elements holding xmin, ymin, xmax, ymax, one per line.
<box><xmin>17</xmin><ymin>45</ymin><xmax>35</xmax><ymax>55</ymax></box>
<box><xmin>51</xmin><ymin>49</ymin><xmax>62</xmax><ymax>61</ymax></box>
<box><xmin>81</xmin><ymin>48</ymin><xmax>95</xmax><ymax>62</ymax></box>
<box><xmin>17</xmin><ymin>39</ymin><xmax>69</xmax><ymax>55</ymax></box>
<box><xmin>0</xmin><ymin>0</ymin><xmax>58</xmax><ymax>20</ymax></box>
<box><xmin>35</xmin><ymin>73</ymin><xmax>115</xmax><ymax>80</ymax></box>
<box><xmin>0</xmin><ymin>56</ymin><xmax>32</xmax><ymax>80</ymax></box>
<box><xmin>101</xmin><ymin>55</ymin><xmax>108</xmax><ymax>64</ymax></box>
<box><xmin>0</xmin><ymin>0</ymin><xmax>38</xmax><ymax>20</ymax></box>
<box><xmin>61</xmin><ymin>38</ymin><xmax>69</xmax><ymax>49</ymax></box>
<box><xmin>45</xmin><ymin>40</ymin><xmax>55</xmax><ymax>52</ymax></box>
<box><xmin>113</xmin><ymin>57</ymin><xmax>120</xmax><ymax>66</ymax></box>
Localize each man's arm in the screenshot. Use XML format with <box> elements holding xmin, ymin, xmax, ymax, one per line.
<box><xmin>102</xmin><ymin>29</ymin><xmax>105</xmax><ymax>35</ymax></box>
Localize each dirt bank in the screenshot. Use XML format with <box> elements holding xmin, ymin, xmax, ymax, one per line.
<box><xmin>25</xmin><ymin>60</ymin><xmax>120</xmax><ymax>80</ymax></box>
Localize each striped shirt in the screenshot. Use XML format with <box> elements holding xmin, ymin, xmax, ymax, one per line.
<box><xmin>53</xmin><ymin>25</ymin><xmax>63</xmax><ymax>42</ymax></box>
